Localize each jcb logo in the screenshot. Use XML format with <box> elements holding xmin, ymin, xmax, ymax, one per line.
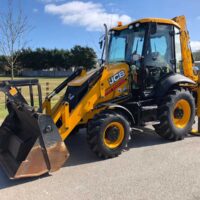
<box><xmin>109</xmin><ymin>70</ymin><xmax>125</xmax><ymax>85</ymax></box>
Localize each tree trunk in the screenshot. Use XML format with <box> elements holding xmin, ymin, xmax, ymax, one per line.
<box><xmin>11</xmin><ymin>62</ymin><xmax>14</xmax><ymax>80</ymax></box>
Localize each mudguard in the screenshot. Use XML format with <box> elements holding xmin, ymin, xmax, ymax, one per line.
<box><xmin>154</xmin><ymin>73</ymin><xmax>196</xmax><ymax>98</ymax></box>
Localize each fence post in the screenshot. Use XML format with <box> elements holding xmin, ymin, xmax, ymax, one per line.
<box><xmin>46</xmin><ymin>82</ymin><xmax>50</xmax><ymax>96</ymax></box>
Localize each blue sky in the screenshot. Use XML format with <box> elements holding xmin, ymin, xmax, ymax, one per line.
<box><xmin>1</xmin><ymin>0</ymin><xmax>200</xmax><ymax>57</ymax></box>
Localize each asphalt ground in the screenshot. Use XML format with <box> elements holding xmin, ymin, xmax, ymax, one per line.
<box><xmin>0</xmin><ymin>125</ymin><xmax>200</xmax><ymax>200</ymax></box>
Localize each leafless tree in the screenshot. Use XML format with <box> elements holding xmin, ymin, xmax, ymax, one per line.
<box><xmin>0</xmin><ymin>0</ymin><xmax>31</xmax><ymax>79</ymax></box>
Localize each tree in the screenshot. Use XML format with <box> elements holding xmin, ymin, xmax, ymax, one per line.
<box><xmin>17</xmin><ymin>48</ymin><xmax>72</xmax><ymax>71</ymax></box>
<box><xmin>7</xmin><ymin>46</ymin><xmax>97</xmax><ymax>72</ymax></box>
<box><xmin>0</xmin><ymin>0</ymin><xmax>31</xmax><ymax>79</ymax></box>
<box><xmin>193</xmin><ymin>50</ymin><xmax>200</xmax><ymax>61</ymax></box>
<box><xmin>70</xmin><ymin>45</ymin><xmax>97</xmax><ymax>70</ymax></box>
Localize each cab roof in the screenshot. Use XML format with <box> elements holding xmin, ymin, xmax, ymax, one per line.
<box><xmin>112</xmin><ymin>17</ymin><xmax>180</xmax><ymax>31</ymax></box>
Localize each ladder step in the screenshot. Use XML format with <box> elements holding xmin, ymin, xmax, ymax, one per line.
<box><xmin>143</xmin><ymin>121</ymin><xmax>160</xmax><ymax>126</ymax></box>
<box><xmin>141</xmin><ymin>105</ymin><xmax>158</xmax><ymax>111</ymax></box>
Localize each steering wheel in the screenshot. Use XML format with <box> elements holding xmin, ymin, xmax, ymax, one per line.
<box><xmin>146</xmin><ymin>65</ymin><xmax>162</xmax><ymax>77</ymax></box>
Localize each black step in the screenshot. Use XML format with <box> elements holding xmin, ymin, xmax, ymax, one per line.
<box><xmin>141</xmin><ymin>105</ymin><xmax>158</xmax><ymax>111</ymax></box>
<box><xmin>143</xmin><ymin>121</ymin><xmax>160</xmax><ymax>126</ymax></box>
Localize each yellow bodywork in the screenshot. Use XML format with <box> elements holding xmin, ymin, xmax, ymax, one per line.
<box><xmin>68</xmin><ymin>69</ymin><xmax>96</xmax><ymax>87</ymax></box>
<box><xmin>43</xmin><ymin>15</ymin><xmax>199</xmax><ymax>140</ymax></box>
<box><xmin>173</xmin><ymin>16</ymin><xmax>198</xmax><ymax>82</ymax></box>
<box><xmin>112</xmin><ymin>17</ymin><xmax>180</xmax><ymax>31</ymax></box>
<box><xmin>43</xmin><ymin>63</ymin><xmax>130</xmax><ymax>140</ymax></box>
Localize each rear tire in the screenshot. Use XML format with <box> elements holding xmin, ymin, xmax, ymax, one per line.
<box><xmin>154</xmin><ymin>88</ymin><xmax>195</xmax><ymax>141</ymax></box>
<box><xmin>87</xmin><ymin>110</ymin><xmax>131</xmax><ymax>159</ymax></box>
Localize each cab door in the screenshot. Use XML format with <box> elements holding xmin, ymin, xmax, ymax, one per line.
<box><xmin>143</xmin><ymin>24</ymin><xmax>175</xmax><ymax>93</ymax></box>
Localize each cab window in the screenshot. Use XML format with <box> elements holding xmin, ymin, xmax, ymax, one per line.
<box><xmin>144</xmin><ymin>24</ymin><xmax>173</xmax><ymax>88</ymax></box>
<box><xmin>174</xmin><ymin>27</ymin><xmax>183</xmax><ymax>74</ymax></box>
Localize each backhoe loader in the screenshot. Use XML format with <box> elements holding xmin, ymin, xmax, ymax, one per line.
<box><xmin>0</xmin><ymin>15</ymin><xmax>199</xmax><ymax>179</ymax></box>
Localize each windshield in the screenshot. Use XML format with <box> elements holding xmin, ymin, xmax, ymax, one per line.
<box><xmin>108</xmin><ymin>24</ymin><xmax>146</xmax><ymax>63</ymax></box>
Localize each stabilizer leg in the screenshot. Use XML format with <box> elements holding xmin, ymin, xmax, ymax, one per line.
<box><xmin>190</xmin><ymin>72</ymin><xmax>200</xmax><ymax>136</ymax></box>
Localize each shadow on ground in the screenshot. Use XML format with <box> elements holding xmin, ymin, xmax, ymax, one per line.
<box><xmin>0</xmin><ymin>170</ymin><xmax>50</xmax><ymax>190</ymax></box>
<box><xmin>129</xmin><ymin>127</ymin><xmax>169</xmax><ymax>148</ymax></box>
<box><xmin>0</xmin><ymin>127</ymin><xmax>171</xmax><ymax>189</ymax></box>
<box><xmin>65</xmin><ymin>128</ymin><xmax>168</xmax><ymax>167</ymax></box>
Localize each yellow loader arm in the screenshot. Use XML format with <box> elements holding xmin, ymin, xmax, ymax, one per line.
<box><xmin>43</xmin><ymin>65</ymin><xmax>130</xmax><ymax>141</ymax></box>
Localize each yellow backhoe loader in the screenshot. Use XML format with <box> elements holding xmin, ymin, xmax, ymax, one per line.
<box><xmin>0</xmin><ymin>15</ymin><xmax>199</xmax><ymax>179</ymax></box>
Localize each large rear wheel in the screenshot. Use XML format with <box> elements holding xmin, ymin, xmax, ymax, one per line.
<box><xmin>87</xmin><ymin>111</ymin><xmax>131</xmax><ymax>159</ymax></box>
<box><xmin>154</xmin><ymin>88</ymin><xmax>195</xmax><ymax>141</ymax></box>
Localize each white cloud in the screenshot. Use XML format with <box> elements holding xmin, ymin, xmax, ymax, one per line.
<box><xmin>44</xmin><ymin>1</ymin><xmax>132</xmax><ymax>31</ymax></box>
<box><xmin>191</xmin><ymin>41</ymin><xmax>200</xmax><ymax>52</ymax></box>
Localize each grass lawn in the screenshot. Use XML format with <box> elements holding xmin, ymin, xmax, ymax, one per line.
<box><xmin>0</xmin><ymin>77</ymin><xmax>65</xmax><ymax>120</ymax></box>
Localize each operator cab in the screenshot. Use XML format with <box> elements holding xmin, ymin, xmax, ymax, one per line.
<box><xmin>107</xmin><ymin>19</ymin><xmax>183</xmax><ymax>100</ymax></box>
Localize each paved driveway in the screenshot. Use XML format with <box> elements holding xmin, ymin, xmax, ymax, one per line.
<box><xmin>0</xmin><ymin>127</ymin><xmax>200</xmax><ymax>200</ymax></box>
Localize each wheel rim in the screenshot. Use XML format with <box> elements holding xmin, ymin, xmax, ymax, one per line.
<box><xmin>172</xmin><ymin>99</ymin><xmax>191</xmax><ymax>129</ymax></box>
<box><xmin>103</xmin><ymin>122</ymin><xmax>125</xmax><ymax>149</ymax></box>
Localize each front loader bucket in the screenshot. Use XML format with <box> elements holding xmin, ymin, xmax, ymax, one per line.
<box><xmin>0</xmin><ymin>80</ymin><xmax>69</xmax><ymax>179</ymax></box>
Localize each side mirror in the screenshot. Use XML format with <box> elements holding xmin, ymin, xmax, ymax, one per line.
<box><xmin>99</xmin><ymin>40</ymin><xmax>103</xmax><ymax>49</ymax></box>
<box><xmin>97</xmin><ymin>59</ymin><xmax>104</xmax><ymax>66</ymax></box>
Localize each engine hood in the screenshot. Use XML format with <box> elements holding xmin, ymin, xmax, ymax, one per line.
<box><xmin>68</xmin><ymin>68</ymin><xmax>99</xmax><ymax>87</ymax></box>
<box><xmin>67</xmin><ymin>62</ymin><xmax>129</xmax><ymax>87</ymax></box>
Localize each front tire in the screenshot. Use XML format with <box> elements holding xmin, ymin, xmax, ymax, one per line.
<box><xmin>154</xmin><ymin>88</ymin><xmax>195</xmax><ymax>141</ymax></box>
<box><xmin>87</xmin><ymin>111</ymin><xmax>131</xmax><ymax>159</ymax></box>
